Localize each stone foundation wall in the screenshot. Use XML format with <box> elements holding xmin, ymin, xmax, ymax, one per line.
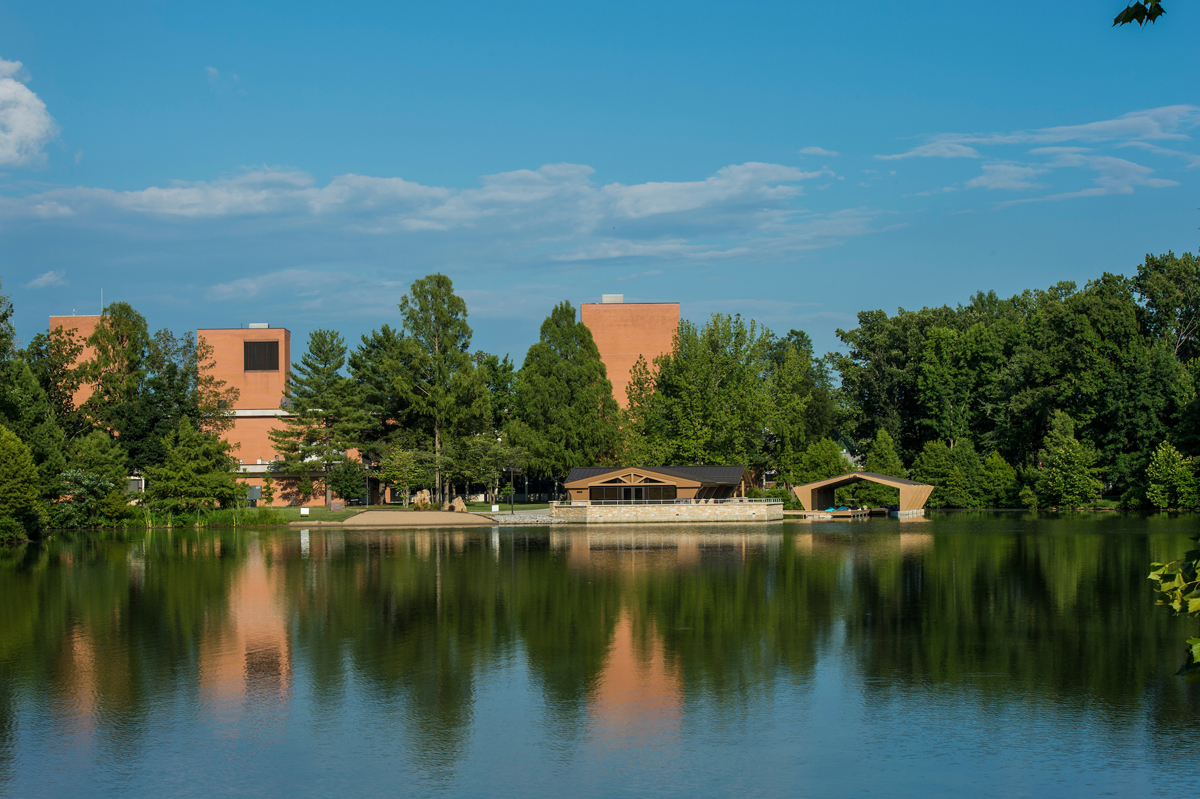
<box><xmin>551</xmin><ymin>502</ymin><xmax>783</xmax><ymax>524</ymax></box>
<box><xmin>889</xmin><ymin>508</ymin><xmax>926</xmax><ymax>518</ymax></box>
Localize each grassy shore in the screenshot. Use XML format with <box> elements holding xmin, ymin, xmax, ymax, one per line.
<box><xmin>465</xmin><ymin>501</ymin><xmax>550</xmax><ymax>512</ymax></box>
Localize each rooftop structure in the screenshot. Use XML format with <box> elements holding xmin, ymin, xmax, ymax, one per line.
<box><xmin>579</xmin><ymin>298</ymin><xmax>679</xmax><ymax>408</ymax></box>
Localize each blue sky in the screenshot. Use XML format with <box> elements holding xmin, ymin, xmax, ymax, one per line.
<box><xmin>2</xmin><ymin>0</ymin><xmax>1199</xmax><ymax>361</ymax></box>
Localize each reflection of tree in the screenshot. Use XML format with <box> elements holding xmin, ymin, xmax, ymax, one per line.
<box><xmin>1</xmin><ymin>518</ymin><xmax>1199</xmax><ymax>785</ymax></box>
<box><xmin>0</xmin><ymin>530</ymin><xmax>244</xmax><ymax>770</ymax></box>
<box><xmin>622</xmin><ymin>542</ymin><xmax>841</xmax><ymax>701</ymax></box>
<box><xmin>510</xmin><ymin>542</ymin><xmax>621</xmax><ymax>744</ymax></box>
<box><xmin>837</xmin><ymin>515</ymin><xmax>1200</xmax><ymax>731</ymax></box>
<box><xmin>281</xmin><ymin>532</ymin><xmax>516</xmax><ymax>775</ymax></box>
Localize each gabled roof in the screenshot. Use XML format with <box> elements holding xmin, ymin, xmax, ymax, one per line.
<box><xmin>795</xmin><ymin>471</ymin><xmax>930</xmax><ymax>490</ymax></box>
<box><xmin>564</xmin><ymin>465</ymin><xmax>748</xmax><ymax>487</ymax></box>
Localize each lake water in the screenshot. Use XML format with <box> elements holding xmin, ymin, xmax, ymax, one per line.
<box><xmin>1</xmin><ymin>513</ymin><xmax>1198</xmax><ymax>798</ymax></box>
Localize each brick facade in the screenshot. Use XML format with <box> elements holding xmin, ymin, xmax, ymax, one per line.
<box><xmin>579</xmin><ymin>301</ymin><xmax>679</xmax><ymax>408</ymax></box>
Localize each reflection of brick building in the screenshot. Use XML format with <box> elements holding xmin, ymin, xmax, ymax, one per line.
<box><xmin>579</xmin><ymin>296</ymin><xmax>678</xmax><ymax>408</ymax></box>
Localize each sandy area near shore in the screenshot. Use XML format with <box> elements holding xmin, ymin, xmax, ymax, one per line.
<box><xmin>335</xmin><ymin>510</ymin><xmax>497</xmax><ymax>527</ymax></box>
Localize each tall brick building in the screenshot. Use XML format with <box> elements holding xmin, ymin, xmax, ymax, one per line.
<box><xmin>197</xmin><ymin>324</ymin><xmax>293</xmax><ymax>502</ymax></box>
<box><xmin>579</xmin><ymin>295</ymin><xmax>679</xmax><ymax>408</ymax></box>
<box><xmin>47</xmin><ymin>315</ymin><xmax>102</xmax><ymax>409</ymax></box>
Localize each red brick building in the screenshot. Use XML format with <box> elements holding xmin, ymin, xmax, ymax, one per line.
<box><xmin>579</xmin><ymin>295</ymin><xmax>679</xmax><ymax>408</ymax></box>
<box><xmin>197</xmin><ymin>324</ymin><xmax>300</xmax><ymax>505</ymax></box>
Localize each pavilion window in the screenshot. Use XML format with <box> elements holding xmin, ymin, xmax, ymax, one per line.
<box><xmin>589</xmin><ymin>486</ymin><xmax>623</xmax><ymax>502</ymax></box>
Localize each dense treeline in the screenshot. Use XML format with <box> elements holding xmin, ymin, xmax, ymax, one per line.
<box><xmin>835</xmin><ymin>252</ymin><xmax>1200</xmax><ymax>509</ymax></box>
<box><xmin>1</xmin><ymin>251</ymin><xmax>1198</xmax><ymax>537</ymax></box>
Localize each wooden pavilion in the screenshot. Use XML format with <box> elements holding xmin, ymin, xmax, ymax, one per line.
<box><xmin>564</xmin><ymin>466</ymin><xmax>750</xmax><ymax>503</ymax></box>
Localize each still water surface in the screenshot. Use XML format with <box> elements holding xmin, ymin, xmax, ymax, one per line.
<box><xmin>1</xmin><ymin>514</ymin><xmax>1198</xmax><ymax>797</ymax></box>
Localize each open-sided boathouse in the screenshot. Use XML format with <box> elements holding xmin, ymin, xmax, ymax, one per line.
<box><xmin>791</xmin><ymin>472</ymin><xmax>935</xmax><ymax>518</ymax></box>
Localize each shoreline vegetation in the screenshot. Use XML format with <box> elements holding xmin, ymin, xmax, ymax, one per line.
<box><xmin>30</xmin><ymin>504</ymin><xmax>1193</xmax><ymax>535</ymax></box>
<box><xmin>4</xmin><ymin>254</ymin><xmax>1200</xmax><ymax>542</ymax></box>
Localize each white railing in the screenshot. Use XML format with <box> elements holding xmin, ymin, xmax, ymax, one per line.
<box><xmin>554</xmin><ymin>497</ymin><xmax>782</xmax><ymax>507</ymax></box>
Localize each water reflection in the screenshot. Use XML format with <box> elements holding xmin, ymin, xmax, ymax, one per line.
<box><xmin>0</xmin><ymin>516</ymin><xmax>1197</xmax><ymax>797</ymax></box>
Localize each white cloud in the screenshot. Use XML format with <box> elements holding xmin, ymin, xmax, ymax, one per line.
<box><xmin>798</xmin><ymin>146</ymin><xmax>838</xmax><ymax>156</ymax></box>
<box><xmin>0</xmin><ymin>162</ymin><xmax>855</xmax><ymax>262</ymax></box>
<box><xmin>877</xmin><ymin>106</ymin><xmax>1200</xmax><ymax>160</ymax></box>
<box><xmin>964</xmin><ymin>163</ymin><xmax>1048</xmax><ymax>191</ymax></box>
<box><xmin>999</xmin><ymin>152</ymin><xmax>1177</xmax><ymax>205</ymax></box>
<box><xmin>25</xmin><ymin>269</ymin><xmax>66</xmax><ymax>288</ymax></box>
<box><xmin>881</xmin><ymin>105</ymin><xmax>1195</xmax><ymax>202</ymax></box>
<box><xmin>206</xmin><ymin>66</ymin><xmax>240</xmax><ymax>93</ymax></box>
<box><xmin>616</xmin><ymin>269</ymin><xmax>664</xmax><ymax>282</ymax></box>
<box><xmin>877</xmin><ymin>141</ymin><xmax>981</xmax><ymax>160</ymax></box>
<box><xmin>0</xmin><ymin>57</ymin><xmax>57</xmax><ymax>167</ymax></box>
<box><xmin>1119</xmin><ymin>141</ymin><xmax>1200</xmax><ymax>168</ymax></box>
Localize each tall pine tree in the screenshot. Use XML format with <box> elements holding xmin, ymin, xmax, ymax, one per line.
<box><xmin>394</xmin><ymin>274</ymin><xmax>489</xmax><ymax>502</ymax></box>
<box><xmin>511</xmin><ymin>301</ymin><xmax>620</xmax><ymax>488</ymax></box>
<box><xmin>269</xmin><ymin>329</ymin><xmax>370</xmax><ymax>507</ymax></box>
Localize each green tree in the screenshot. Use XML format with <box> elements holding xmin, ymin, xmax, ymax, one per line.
<box><xmin>144</xmin><ymin>416</ymin><xmax>242</xmax><ymax>514</ymax></box>
<box><xmin>854</xmin><ymin>429</ymin><xmax>907</xmax><ymax>507</ymax></box>
<box><xmin>115</xmin><ymin>330</ymin><xmax>239</xmax><ymax>473</ymax></box>
<box><xmin>21</xmin><ymin>325</ymin><xmax>86</xmax><ymax>437</ymax></box>
<box><xmin>69</xmin><ymin>430</ymin><xmax>129</xmax><ymax>485</ymax></box>
<box><xmin>792</xmin><ymin>438</ymin><xmax>850</xmax><ymax>485</ymax></box>
<box><xmin>80</xmin><ymin>302</ymin><xmax>151</xmax><ymax>428</ymax></box>
<box><xmin>1132</xmin><ymin>250</ymin><xmax>1200</xmax><ymax>362</ymax></box>
<box><xmin>0</xmin><ymin>425</ymin><xmax>42</xmax><ymax>540</ymax></box>
<box><xmin>56</xmin><ymin>430</ymin><xmax>130</xmax><ymax>528</ymax></box>
<box><xmin>1034</xmin><ymin>411</ymin><xmax>1104</xmax><ymax>509</ymax></box>
<box><xmin>1146</xmin><ymin>441</ymin><xmax>1197</xmax><ymax>509</ymax></box>
<box><xmin>269</xmin><ymin>329</ymin><xmax>371</xmax><ymax>507</ymax></box>
<box><xmin>621</xmin><ymin>355</ymin><xmax>673</xmax><ymax>466</ymax></box>
<box><xmin>764</xmin><ymin>342</ymin><xmax>814</xmax><ymax>481</ymax></box>
<box><xmin>0</xmin><ymin>279</ymin><xmax>13</xmax><ymax>361</ymax></box>
<box><xmin>378</xmin><ymin>448</ymin><xmax>430</xmax><ymax>507</ymax></box>
<box><xmin>0</xmin><ymin>359</ymin><xmax>68</xmax><ymax>502</ymax></box>
<box><xmin>511</xmin><ymin>301</ymin><xmax>620</xmax><ymax>487</ymax></box>
<box><xmin>980</xmin><ymin>451</ymin><xmax>1019</xmax><ymax>507</ymax></box>
<box><xmin>348</xmin><ymin>324</ymin><xmax>415</xmax><ymax>456</ymax></box>
<box><xmin>1113</xmin><ymin>2</ymin><xmax>1165</xmax><ymax>28</ymax></box>
<box><xmin>911</xmin><ymin>439</ymin><xmax>988</xmax><ymax>508</ymax></box>
<box><xmin>917</xmin><ymin>327</ymin><xmax>973</xmax><ymax>448</ymax></box>
<box><xmin>475</xmin><ymin>351</ymin><xmax>517</xmax><ymax>434</ymax></box>
<box><xmin>447</xmin><ymin>435</ymin><xmax>517</xmax><ymax>502</ymax></box>
<box><xmin>765</xmin><ymin>329</ymin><xmax>837</xmax><ymax>446</ymax></box>
<box><xmin>55</xmin><ymin>470</ymin><xmax>123</xmax><ymax>529</ymax></box>
<box><xmin>394</xmin><ymin>275</ymin><xmax>489</xmax><ymax>502</ymax></box>
<box><xmin>296</xmin><ymin>477</ymin><xmax>315</xmax><ymax>504</ymax></box>
<box><xmin>327</xmin><ymin>458</ymin><xmax>368</xmax><ymax>504</ymax></box>
<box><xmin>624</xmin><ymin>314</ymin><xmax>775</xmax><ymax>469</ymax></box>
<box><xmin>260</xmin><ymin>471</ymin><xmax>276</xmax><ymax>506</ymax></box>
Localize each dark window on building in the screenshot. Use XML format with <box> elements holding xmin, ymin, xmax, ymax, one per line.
<box><xmin>244</xmin><ymin>340</ymin><xmax>279</xmax><ymax>371</ymax></box>
<box><xmin>589</xmin><ymin>486</ymin><xmax>621</xmax><ymax>502</ymax></box>
<box><xmin>588</xmin><ymin>485</ymin><xmax>676</xmax><ymax>502</ymax></box>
